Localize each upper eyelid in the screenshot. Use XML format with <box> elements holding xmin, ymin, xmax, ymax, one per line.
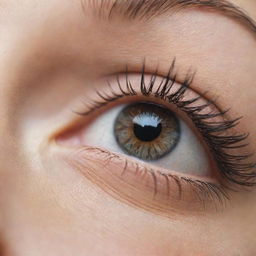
<box><xmin>99</xmin><ymin>63</ymin><xmax>226</xmax><ymax>118</ymax></box>
<box><xmin>81</xmin><ymin>70</ymin><xmax>232</xmax><ymax>145</ymax></box>
<box><xmin>80</xmin><ymin>62</ymin><xmax>227</xmax><ymax>124</ymax></box>
<box><xmin>89</xmin><ymin>65</ymin><xmax>225</xmax><ymax>117</ymax></box>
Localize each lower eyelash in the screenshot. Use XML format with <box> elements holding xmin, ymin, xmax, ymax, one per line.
<box><xmin>69</xmin><ymin>146</ymin><xmax>229</xmax><ymax>211</ymax></box>
<box><xmin>79</xmin><ymin>59</ymin><xmax>256</xmax><ymax>190</ymax></box>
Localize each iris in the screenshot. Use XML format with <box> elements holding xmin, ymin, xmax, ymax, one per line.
<box><xmin>114</xmin><ymin>102</ymin><xmax>180</xmax><ymax>161</ymax></box>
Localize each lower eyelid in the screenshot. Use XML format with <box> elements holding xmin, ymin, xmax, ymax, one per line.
<box><xmin>60</xmin><ymin>145</ymin><xmax>227</xmax><ymax>216</ymax></box>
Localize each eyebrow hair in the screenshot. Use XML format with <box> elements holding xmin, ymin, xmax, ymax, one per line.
<box><xmin>85</xmin><ymin>0</ymin><xmax>256</xmax><ymax>36</ymax></box>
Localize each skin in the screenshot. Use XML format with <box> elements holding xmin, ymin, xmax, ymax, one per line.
<box><xmin>0</xmin><ymin>0</ymin><xmax>256</xmax><ymax>255</ymax></box>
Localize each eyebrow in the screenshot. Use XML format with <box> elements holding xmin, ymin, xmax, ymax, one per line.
<box><xmin>85</xmin><ymin>0</ymin><xmax>256</xmax><ymax>36</ymax></box>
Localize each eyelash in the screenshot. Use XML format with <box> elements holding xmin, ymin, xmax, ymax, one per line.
<box><xmin>76</xmin><ymin>59</ymin><xmax>256</xmax><ymax>204</ymax></box>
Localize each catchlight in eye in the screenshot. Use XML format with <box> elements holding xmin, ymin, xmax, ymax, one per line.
<box><xmin>114</xmin><ymin>102</ymin><xmax>180</xmax><ymax>161</ymax></box>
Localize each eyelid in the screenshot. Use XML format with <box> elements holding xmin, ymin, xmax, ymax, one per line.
<box><xmin>81</xmin><ymin>69</ymin><xmax>223</xmax><ymax>119</ymax></box>
<box><xmin>62</xmin><ymin>145</ymin><xmax>228</xmax><ymax>215</ymax></box>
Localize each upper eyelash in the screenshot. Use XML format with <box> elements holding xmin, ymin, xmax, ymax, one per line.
<box><xmin>79</xmin><ymin>59</ymin><xmax>256</xmax><ymax>189</ymax></box>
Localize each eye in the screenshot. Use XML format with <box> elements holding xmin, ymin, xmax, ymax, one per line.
<box><xmin>56</xmin><ymin>61</ymin><xmax>255</xmax><ymax>213</ymax></box>
<box><xmin>83</xmin><ymin>101</ymin><xmax>211</xmax><ymax>176</ymax></box>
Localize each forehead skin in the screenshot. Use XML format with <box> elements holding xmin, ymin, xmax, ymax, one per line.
<box><xmin>0</xmin><ymin>0</ymin><xmax>255</xmax><ymax>256</ymax></box>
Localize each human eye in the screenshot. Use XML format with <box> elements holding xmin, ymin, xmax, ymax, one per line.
<box><xmin>55</xmin><ymin>60</ymin><xmax>256</xmax><ymax>214</ymax></box>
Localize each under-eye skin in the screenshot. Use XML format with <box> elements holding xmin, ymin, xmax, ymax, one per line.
<box><xmin>56</xmin><ymin>59</ymin><xmax>256</xmax><ymax>212</ymax></box>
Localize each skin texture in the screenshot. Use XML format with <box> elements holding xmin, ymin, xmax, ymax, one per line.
<box><xmin>0</xmin><ymin>0</ymin><xmax>256</xmax><ymax>255</ymax></box>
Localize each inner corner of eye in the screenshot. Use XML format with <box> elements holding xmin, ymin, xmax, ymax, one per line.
<box><xmin>54</xmin><ymin>126</ymin><xmax>82</xmax><ymax>147</ymax></box>
<box><xmin>59</xmin><ymin>100</ymin><xmax>215</xmax><ymax>181</ymax></box>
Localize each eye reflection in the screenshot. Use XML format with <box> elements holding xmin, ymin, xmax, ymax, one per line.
<box><xmin>133</xmin><ymin>112</ymin><xmax>162</xmax><ymax>142</ymax></box>
<box><xmin>114</xmin><ymin>103</ymin><xmax>180</xmax><ymax>161</ymax></box>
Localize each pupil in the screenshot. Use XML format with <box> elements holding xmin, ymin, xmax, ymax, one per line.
<box><xmin>133</xmin><ymin>114</ymin><xmax>162</xmax><ymax>142</ymax></box>
<box><xmin>114</xmin><ymin>102</ymin><xmax>180</xmax><ymax>161</ymax></box>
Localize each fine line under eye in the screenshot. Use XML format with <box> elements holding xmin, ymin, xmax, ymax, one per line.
<box><xmin>77</xmin><ymin>59</ymin><xmax>256</xmax><ymax>189</ymax></box>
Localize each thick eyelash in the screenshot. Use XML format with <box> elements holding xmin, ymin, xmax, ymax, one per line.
<box><xmin>79</xmin><ymin>59</ymin><xmax>256</xmax><ymax>191</ymax></box>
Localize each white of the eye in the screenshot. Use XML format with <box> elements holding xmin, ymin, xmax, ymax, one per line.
<box><xmin>82</xmin><ymin>105</ymin><xmax>210</xmax><ymax>176</ymax></box>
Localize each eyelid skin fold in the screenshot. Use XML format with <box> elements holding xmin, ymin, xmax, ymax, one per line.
<box><xmin>63</xmin><ymin>146</ymin><xmax>228</xmax><ymax>216</ymax></box>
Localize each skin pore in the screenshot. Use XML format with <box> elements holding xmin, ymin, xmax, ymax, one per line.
<box><xmin>0</xmin><ymin>0</ymin><xmax>256</xmax><ymax>255</ymax></box>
